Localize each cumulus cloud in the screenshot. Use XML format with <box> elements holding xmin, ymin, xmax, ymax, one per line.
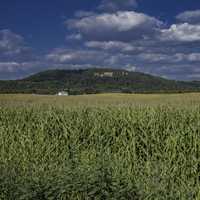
<box><xmin>66</xmin><ymin>11</ymin><xmax>162</xmax><ymax>41</ymax></box>
<box><xmin>0</xmin><ymin>29</ymin><xmax>34</xmax><ymax>63</ymax></box>
<box><xmin>85</xmin><ymin>41</ymin><xmax>144</xmax><ymax>52</ymax></box>
<box><xmin>0</xmin><ymin>29</ymin><xmax>40</xmax><ymax>79</ymax></box>
<box><xmin>160</xmin><ymin>23</ymin><xmax>200</xmax><ymax>42</ymax></box>
<box><xmin>0</xmin><ymin>29</ymin><xmax>26</xmax><ymax>56</ymax></box>
<box><xmin>74</xmin><ymin>11</ymin><xmax>96</xmax><ymax>18</ymax></box>
<box><xmin>176</xmin><ymin>10</ymin><xmax>200</xmax><ymax>24</ymax></box>
<box><xmin>45</xmin><ymin>47</ymin><xmax>138</xmax><ymax>69</ymax></box>
<box><xmin>98</xmin><ymin>0</ymin><xmax>138</xmax><ymax>12</ymax></box>
<box><xmin>136</xmin><ymin>52</ymin><xmax>200</xmax><ymax>64</ymax></box>
<box><xmin>125</xmin><ymin>64</ymin><xmax>137</xmax><ymax>71</ymax></box>
<box><xmin>179</xmin><ymin>53</ymin><xmax>200</xmax><ymax>62</ymax></box>
<box><xmin>66</xmin><ymin>33</ymin><xmax>82</xmax><ymax>41</ymax></box>
<box><xmin>137</xmin><ymin>53</ymin><xmax>172</xmax><ymax>63</ymax></box>
<box><xmin>46</xmin><ymin>48</ymin><xmax>108</xmax><ymax>64</ymax></box>
<box><xmin>0</xmin><ymin>62</ymin><xmax>21</xmax><ymax>73</ymax></box>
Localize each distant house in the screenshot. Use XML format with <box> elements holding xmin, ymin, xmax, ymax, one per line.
<box><xmin>94</xmin><ymin>72</ymin><xmax>114</xmax><ymax>77</ymax></box>
<box><xmin>57</xmin><ymin>91</ymin><xmax>69</xmax><ymax>96</ymax></box>
<box><xmin>94</xmin><ymin>71</ymin><xmax>128</xmax><ymax>78</ymax></box>
<box><xmin>121</xmin><ymin>72</ymin><xmax>128</xmax><ymax>76</ymax></box>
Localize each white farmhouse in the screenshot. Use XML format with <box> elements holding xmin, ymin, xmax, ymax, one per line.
<box><xmin>57</xmin><ymin>91</ymin><xmax>69</xmax><ymax>96</ymax></box>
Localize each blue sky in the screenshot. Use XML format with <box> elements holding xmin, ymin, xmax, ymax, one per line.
<box><xmin>1</xmin><ymin>0</ymin><xmax>200</xmax><ymax>80</ymax></box>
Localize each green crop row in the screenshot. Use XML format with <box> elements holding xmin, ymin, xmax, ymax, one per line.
<box><xmin>0</xmin><ymin>106</ymin><xmax>200</xmax><ymax>199</ymax></box>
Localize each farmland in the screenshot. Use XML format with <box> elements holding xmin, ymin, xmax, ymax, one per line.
<box><xmin>1</xmin><ymin>93</ymin><xmax>200</xmax><ymax>199</ymax></box>
<box><xmin>1</xmin><ymin>92</ymin><xmax>200</xmax><ymax>107</ymax></box>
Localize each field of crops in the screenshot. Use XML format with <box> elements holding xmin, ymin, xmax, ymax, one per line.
<box><xmin>1</xmin><ymin>93</ymin><xmax>200</xmax><ymax>199</ymax></box>
<box><xmin>1</xmin><ymin>93</ymin><xmax>200</xmax><ymax>107</ymax></box>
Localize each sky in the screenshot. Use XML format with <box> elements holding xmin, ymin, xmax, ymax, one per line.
<box><xmin>1</xmin><ymin>0</ymin><xmax>200</xmax><ymax>80</ymax></box>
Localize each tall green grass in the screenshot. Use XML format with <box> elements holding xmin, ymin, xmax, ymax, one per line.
<box><xmin>0</xmin><ymin>106</ymin><xmax>200</xmax><ymax>199</ymax></box>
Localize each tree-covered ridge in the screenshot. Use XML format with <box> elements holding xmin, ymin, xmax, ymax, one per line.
<box><xmin>0</xmin><ymin>68</ymin><xmax>200</xmax><ymax>94</ymax></box>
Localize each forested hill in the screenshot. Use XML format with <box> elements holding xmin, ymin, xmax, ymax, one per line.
<box><xmin>0</xmin><ymin>68</ymin><xmax>200</xmax><ymax>94</ymax></box>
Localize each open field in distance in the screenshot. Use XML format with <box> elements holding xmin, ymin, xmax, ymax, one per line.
<box><xmin>1</xmin><ymin>93</ymin><xmax>200</xmax><ymax>107</ymax></box>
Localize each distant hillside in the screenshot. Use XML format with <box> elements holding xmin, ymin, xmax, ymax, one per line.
<box><xmin>0</xmin><ymin>68</ymin><xmax>200</xmax><ymax>94</ymax></box>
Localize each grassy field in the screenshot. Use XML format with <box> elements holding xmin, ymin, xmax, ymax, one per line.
<box><xmin>1</xmin><ymin>93</ymin><xmax>200</xmax><ymax>199</ymax></box>
<box><xmin>1</xmin><ymin>92</ymin><xmax>200</xmax><ymax>107</ymax></box>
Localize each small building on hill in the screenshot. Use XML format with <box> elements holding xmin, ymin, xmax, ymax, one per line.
<box><xmin>94</xmin><ymin>71</ymin><xmax>128</xmax><ymax>78</ymax></box>
<box><xmin>94</xmin><ymin>72</ymin><xmax>114</xmax><ymax>78</ymax></box>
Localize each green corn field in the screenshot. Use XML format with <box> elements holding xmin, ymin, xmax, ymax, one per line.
<box><xmin>1</xmin><ymin>94</ymin><xmax>200</xmax><ymax>199</ymax></box>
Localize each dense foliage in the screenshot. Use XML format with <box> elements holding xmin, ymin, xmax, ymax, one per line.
<box><xmin>1</xmin><ymin>105</ymin><xmax>200</xmax><ymax>199</ymax></box>
<box><xmin>1</xmin><ymin>68</ymin><xmax>200</xmax><ymax>94</ymax></box>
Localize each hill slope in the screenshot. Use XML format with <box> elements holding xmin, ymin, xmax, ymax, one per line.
<box><xmin>0</xmin><ymin>68</ymin><xmax>200</xmax><ymax>94</ymax></box>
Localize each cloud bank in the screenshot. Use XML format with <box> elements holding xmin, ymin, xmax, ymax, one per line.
<box><xmin>1</xmin><ymin>0</ymin><xmax>200</xmax><ymax>80</ymax></box>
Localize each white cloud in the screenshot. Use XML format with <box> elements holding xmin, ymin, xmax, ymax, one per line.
<box><xmin>99</xmin><ymin>0</ymin><xmax>138</xmax><ymax>11</ymax></box>
<box><xmin>46</xmin><ymin>48</ymin><xmax>109</xmax><ymax>64</ymax></box>
<box><xmin>177</xmin><ymin>53</ymin><xmax>200</xmax><ymax>62</ymax></box>
<box><xmin>74</xmin><ymin>11</ymin><xmax>96</xmax><ymax>18</ymax></box>
<box><xmin>187</xmin><ymin>53</ymin><xmax>200</xmax><ymax>61</ymax></box>
<box><xmin>0</xmin><ymin>29</ymin><xmax>25</xmax><ymax>55</ymax></box>
<box><xmin>67</xmin><ymin>11</ymin><xmax>162</xmax><ymax>41</ymax></box>
<box><xmin>160</xmin><ymin>23</ymin><xmax>200</xmax><ymax>42</ymax></box>
<box><xmin>66</xmin><ymin>33</ymin><xmax>82</xmax><ymax>41</ymax></box>
<box><xmin>125</xmin><ymin>64</ymin><xmax>137</xmax><ymax>71</ymax></box>
<box><xmin>0</xmin><ymin>62</ymin><xmax>21</xmax><ymax>72</ymax></box>
<box><xmin>169</xmin><ymin>53</ymin><xmax>200</xmax><ymax>62</ymax></box>
<box><xmin>85</xmin><ymin>41</ymin><xmax>143</xmax><ymax>52</ymax></box>
<box><xmin>0</xmin><ymin>29</ymin><xmax>34</xmax><ymax>63</ymax></box>
<box><xmin>0</xmin><ymin>29</ymin><xmax>39</xmax><ymax>79</ymax></box>
<box><xmin>137</xmin><ymin>52</ymin><xmax>200</xmax><ymax>63</ymax></box>
<box><xmin>137</xmin><ymin>53</ymin><xmax>172</xmax><ymax>63</ymax></box>
<box><xmin>46</xmin><ymin>52</ymin><xmax>77</xmax><ymax>63</ymax></box>
<box><xmin>187</xmin><ymin>74</ymin><xmax>200</xmax><ymax>79</ymax></box>
<box><xmin>68</xmin><ymin>11</ymin><xmax>158</xmax><ymax>32</ymax></box>
<box><xmin>176</xmin><ymin>10</ymin><xmax>200</xmax><ymax>24</ymax></box>
<box><xmin>45</xmin><ymin>47</ymin><xmax>138</xmax><ymax>69</ymax></box>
